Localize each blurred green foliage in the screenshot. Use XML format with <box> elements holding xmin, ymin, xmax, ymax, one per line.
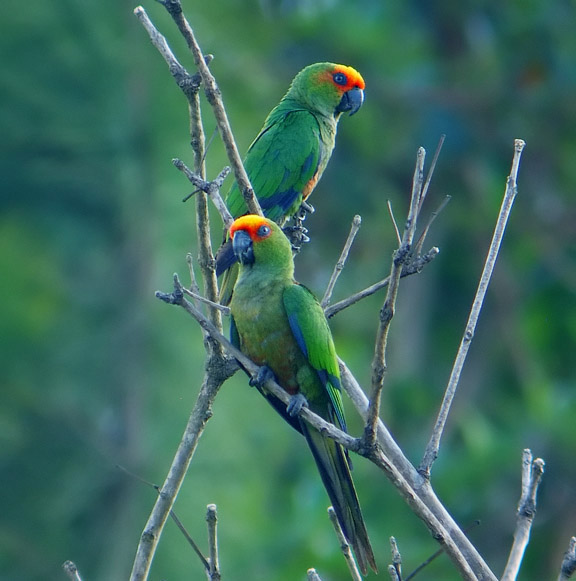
<box><xmin>1</xmin><ymin>0</ymin><xmax>575</xmax><ymax>579</ymax></box>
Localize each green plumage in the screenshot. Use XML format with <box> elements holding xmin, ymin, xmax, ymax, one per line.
<box><xmin>229</xmin><ymin>216</ymin><xmax>377</xmax><ymax>575</ymax></box>
<box><xmin>217</xmin><ymin>62</ymin><xmax>365</xmax><ymax>304</ymax></box>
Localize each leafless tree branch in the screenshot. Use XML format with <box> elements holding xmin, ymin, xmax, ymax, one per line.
<box><xmin>364</xmin><ymin>147</ymin><xmax>426</xmax><ymax>449</ymax></box>
<box><xmin>558</xmin><ymin>537</ymin><xmax>576</xmax><ymax>581</ymax></box>
<box><xmin>155</xmin><ymin>0</ymin><xmax>262</xmax><ymax>217</ymax></box>
<box><xmin>206</xmin><ymin>504</ymin><xmax>221</xmax><ymax>580</ymax></box>
<box><xmin>324</xmin><ymin>247</ymin><xmax>439</xmax><ymax>319</ymax></box>
<box><xmin>321</xmin><ymin>214</ymin><xmax>362</xmax><ymax>308</ymax></box>
<box><xmin>501</xmin><ymin>449</ymin><xmax>545</xmax><ymax>581</ymax></box>
<box><xmin>62</xmin><ymin>561</ymin><xmax>83</xmax><ymax>581</ymax></box>
<box><xmin>328</xmin><ymin>506</ymin><xmax>363</xmax><ymax>581</ymax></box>
<box><xmin>419</xmin><ymin>139</ymin><xmax>526</xmax><ymax>477</ymax></box>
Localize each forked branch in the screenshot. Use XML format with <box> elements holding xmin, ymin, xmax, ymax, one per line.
<box><xmin>419</xmin><ymin>139</ymin><xmax>526</xmax><ymax>477</ymax></box>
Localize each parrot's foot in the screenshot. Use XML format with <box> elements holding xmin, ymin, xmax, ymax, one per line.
<box><xmin>283</xmin><ymin>224</ymin><xmax>310</xmax><ymax>251</ymax></box>
<box><xmin>249</xmin><ymin>365</ymin><xmax>275</xmax><ymax>389</ymax></box>
<box><xmin>287</xmin><ymin>393</ymin><xmax>308</xmax><ymax>417</ymax></box>
<box><xmin>299</xmin><ymin>200</ymin><xmax>315</xmax><ymax>216</ymax></box>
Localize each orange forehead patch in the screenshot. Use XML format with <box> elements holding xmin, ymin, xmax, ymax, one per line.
<box><xmin>315</xmin><ymin>64</ymin><xmax>365</xmax><ymax>93</ymax></box>
<box><xmin>230</xmin><ymin>214</ymin><xmax>273</xmax><ymax>240</ymax></box>
<box><xmin>333</xmin><ymin>64</ymin><xmax>365</xmax><ymax>90</ymax></box>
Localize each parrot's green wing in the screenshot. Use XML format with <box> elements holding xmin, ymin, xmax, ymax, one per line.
<box><xmin>282</xmin><ymin>282</ymin><xmax>346</xmax><ymax>432</ymax></box>
<box><xmin>227</xmin><ymin>109</ymin><xmax>324</xmax><ymax>222</ymax></box>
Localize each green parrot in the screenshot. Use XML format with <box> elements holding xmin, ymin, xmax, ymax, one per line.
<box><xmin>228</xmin><ymin>214</ymin><xmax>377</xmax><ymax>575</ymax></box>
<box><xmin>216</xmin><ymin>62</ymin><xmax>365</xmax><ymax>304</ymax></box>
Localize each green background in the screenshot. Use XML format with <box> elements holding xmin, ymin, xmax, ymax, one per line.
<box><xmin>1</xmin><ymin>0</ymin><xmax>575</xmax><ymax>579</ymax></box>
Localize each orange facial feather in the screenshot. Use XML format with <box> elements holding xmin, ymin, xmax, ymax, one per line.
<box><xmin>315</xmin><ymin>64</ymin><xmax>365</xmax><ymax>93</ymax></box>
<box><xmin>230</xmin><ymin>215</ymin><xmax>273</xmax><ymax>241</ymax></box>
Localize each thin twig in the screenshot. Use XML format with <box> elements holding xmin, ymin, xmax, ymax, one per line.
<box><xmin>389</xmin><ymin>536</ymin><xmax>403</xmax><ymax>580</ymax></box>
<box><xmin>62</xmin><ymin>561</ymin><xmax>83</xmax><ymax>581</ymax></box>
<box><xmin>134</xmin><ymin>6</ymin><xmax>202</xmax><ymax>97</ymax></box>
<box><xmin>128</xmin><ymin>330</ymin><xmax>236</xmax><ymax>581</ymax></box>
<box><xmin>307</xmin><ymin>569</ymin><xmax>323</xmax><ymax>581</ymax></box>
<box><xmin>501</xmin><ymin>449</ymin><xmax>545</xmax><ymax>581</ymax></box>
<box><xmin>558</xmin><ymin>537</ymin><xmax>576</xmax><ymax>581</ymax></box>
<box><xmin>387</xmin><ymin>200</ymin><xmax>401</xmax><ymax>245</ymax></box>
<box><xmin>324</xmin><ymin>247</ymin><xmax>440</xmax><ymax>319</ymax></box>
<box><xmin>404</xmin><ymin>520</ymin><xmax>481</xmax><ymax>580</ymax></box>
<box><xmin>338</xmin><ymin>361</ymin><xmax>497</xmax><ymax>580</ymax></box>
<box><xmin>117</xmin><ymin>464</ymin><xmax>210</xmax><ymax>571</ymax></box>
<box><xmin>419</xmin><ymin>139</ymin><xmax>526</xmax><ymax>477</ymax></box>
<box><xmin>206</xmin><ymin>504</ymin><xmax>221</xmax><ymax>580</ymax></box>
<box><xmin>173</xmin><ymin>160</ymin><xmax>233</xmax><ymax>228</ymax></box>
<box><xmin>158</xmin><ymin>0</ymin><xmax>262</xmax><ymax>216</ymax></box>
<box><xmin>363</xmin><ymin>147</ymin><xmax>426</xmax><ymax>449</ymax></box>
<box><xmin>414</xmin><ymin>195</ymin><xmax>451</xmax><ymax>254</ymax></box>
<box><xmin>182</xmin><ymin>287</ymin><xmax>230</xmax><ymax>314</ymax></box>
<box><xmin>418</xmin><ymin>134</ymin><xmax>445</xmax><ymax>214</ymax></box>
<box><xmin>328</xmin><ymin>506</ymin><xmax>363</xmax><ymax>581</ymax></box>
<box><xmin>321</xmin><ymin>215</ymin><xmax>362</xmax><ymax>308</ymax></box>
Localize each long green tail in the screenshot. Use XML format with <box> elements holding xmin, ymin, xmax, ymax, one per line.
<box><xmin>301</xmin><ymin>422</ymin><xmax>378</xmax><ymax>575</ymax></box>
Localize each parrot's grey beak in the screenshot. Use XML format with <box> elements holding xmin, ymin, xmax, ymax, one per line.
<box><xmin>335</xmin><ymin>86</ymin><xmax>364</xmax><ymax>116</ymax></box>
<box><xmin>233</xmin><ymin>230</ymin><xmax>254</xmax><ymax>265</ymax></box>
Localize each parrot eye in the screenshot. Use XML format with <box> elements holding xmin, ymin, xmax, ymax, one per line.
<box><xmin>257</xmin><ymin>224</ymin><xmax>271</xmax><ymax>238</ymax></box>
<box><xmin>333</xmin><ymin>72</ymin><xmax>348</xmax><ymax>86</ymax></box>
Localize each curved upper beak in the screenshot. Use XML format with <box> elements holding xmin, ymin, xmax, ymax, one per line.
<box><xmin>232</xmin><ymin>230</ymin><xmax>254</xmax><ymax>265</ymax></box>
<box><xmin>335</xmin><ymin>86</ymin><xmax>364</xmax><ymax>116</ymax></box>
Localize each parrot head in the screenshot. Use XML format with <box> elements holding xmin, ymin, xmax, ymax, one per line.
<box><xmin>287</xmin><ymin>62</ymin><xmax>365</xmax><ymax>118</ymax></box>
<box><xmin>230</xmin><ymin>215</ymin><xmax>293</xmax><ymax>273</ymax></box>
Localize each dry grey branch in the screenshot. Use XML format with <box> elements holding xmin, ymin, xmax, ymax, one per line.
<box><xmin>419</xmin><ymin>138</ymin><xmax>526</xmax><ymax>477</ymax></box>
<box><xmin>158</xmin><ymin>0</ymin><xmax>262</xmax><ymax>216</ymax></box>
<box><xmin>558</xmin><ymin>537</ymin><xmax>576</xmax><ymax>581</ymax></box>
<box><xmin>307</xmin><ymin>569</ymin><xmax>323</xmax><ymax>581</ymax></box>
<box><xmin>182</xmin><ymin>287</ymin><xmax>230</xmax><ymax>313</ymax></box>
<box><xmin>173</xmin><ymin>159</ymin><xmax>233</xmax><ymax>228</ymax></box>
<box><xmin>321</xmin><ymin>215</ymin><xmax>362</xmax><ymax>308</ymax></box>
<box><xmin>501</xmin><ymin>449</ymin><xmax>545</xmax><ymax>581</ymax></box>
<box><xmin>324</xmin><ymin>247</ymin><xmax>439</xmax><ymax>319</ymax></box>
<box><xmin>389</xmin><ymin>536</ymin><xmax>402</xmax><ymax>580</ymax></box>
<box><xmin>206</xmin><ymin>504</ymin><xmax>221</xmax><ymax>580</ymax></box>
<box><xmin>62</xmin><ymin>561</ymin><xmax>83</xmax><ymax>581</ymax></box>
<box><xmin>364</xmin><ymin>147</ymin><xmax>426</xmax><ymax>449</ymax></box>
<box><xmin>328</xmin><ymin>506</ymin><xmax>363</xmax><ymax>581</ymax></box>
<box><xmin>338</xmin><ymin>361</ymin><xmax>497</xmax><ymax>580</ymax></box>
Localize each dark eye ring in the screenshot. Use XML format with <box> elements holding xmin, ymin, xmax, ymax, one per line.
<box><xmin>257</xmin><ymin>224</ymin><xmax>271</xmax><ymax>238</ymax></box>
<box><xmin>333</xmin><ymin>72</ymin><xmax>347</xmax><ymax>86</ymax></box>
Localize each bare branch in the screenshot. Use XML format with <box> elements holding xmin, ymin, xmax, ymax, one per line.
<box><xmin>62</xmin><ymin>561</ymin><xmax>83</xmax><ymax>581</ymax></box>
<box><xmin>128</xmin><ymin>320</ymin><xmax>236</xmax><ymax>581</ymax></box>
<box><xmin>307</xmin><ymin>569</ymin><xmax>323</xmax><ymax>581</ymax></box>
<box><xmin>415</xmin><ymin>194</ymin><xmax>451</xmax><ymax>254</ymax></box>
<box><xmin>173</xmin><ymin>160</ymin><xmax>233</xmax><ymax>228</ymax></box>
<box><xmin>321</xmin><ymin>215</ymin><xmax>362</xmax><ymax>308</ymax></box>
<box><xmin>419</xmin><ymin>139</ymin><xmax>526</xmax><ymax>477</ymax></box>
<box><xmin>389</xmin><ymin>536</ymin><xmax>403</xmax><ymax>580</ymax></box>
<box><xmin>338</xmin><ymin>361</ymin><xmax>497</xmax><ymax>580</ymax></box>
<box><xmin>558</xmin><ymin>537</ymin><xmax>576</xmax><ymax>581</ymax></box>
<box><xmin>182</xmin><ymin>287</ymin><xmax>230</xmax><ymax>314</ymax></box>
<box><xmin>324</xmin><ymin>247</ymin><xmax>439</xmax><ymax>319</ymax></box>
<box><xmin>158</xmin><ymin>0</ymin><xmax>262</xmax><ymax>217</ymax></box>
<box><xmin>206</xmin><ymin>504</ymin><xmax>221</xmax><ymax>580</ymax></box>
<box><xmin>387</xmin><ymin>200</ymin><xmax>401</xmax><ymax>245</ymax></box>
<box><xmin>117</xmin><ymin>464</ymin><xmax>210</xmax><ymax>571</ymax></box>
<box><xmin>501</xmin><ymin>449</ymin><xmax>545</xmax><ymax>581</ymax></box>
<box><xmin>328</xmin><ymin>506</ymin><xmax>363</xmax><ymax>581</ymax></box>
<box><xmin>364</xmin><ymin>147</ymin><xmax>426</xmax><ymax>449</ymax></box>
<box><xmin>134</xmin><ymin>6</ymin><xmax>204</xmax><ymax>98</ymax></box>
<box><xmin>418</xmin><ymin>134</ymin><xmax>445</xmax><ymax>214</ymax></box>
